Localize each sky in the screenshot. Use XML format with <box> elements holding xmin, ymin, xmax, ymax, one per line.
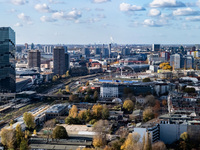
<box><xmin>1</xmin><ymin>0</ymin><xmax>200</xmax><ymax>45</ymax></box>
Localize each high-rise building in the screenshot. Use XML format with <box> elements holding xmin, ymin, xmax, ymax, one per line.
<box><xmin>0</xmin><ymin>27</ymin><xmax>16</xmax><ymax>92</ymax></box>
<box><xmin>82</xmin><ymin>48</ymin><xmax>90</xmax><ymax>57</ymax></box>
<box><xmin>152</xmin><ymin>44</ymin><xmax>160</xmax><ymax>52</ymax></box>
<box><xmin>65</xmin><ymin>53</ymin><xmax>70</xmax><ymax>71</ymax></box>
<box><xmin>31</xmin><ymin>43</ymin><xmax>34</xmax><ymax>50</ymax></box>
<box><xmin>170</xmin><ymin>53</ymin><xmax>184</xmax><ymax>69</ymax></box>
<box><xmin>95</xmin><ymin>48</ymin><xmax>101</xmax><ymax>55</ymax></box>
<box><xmin>183</xmin><ymin>55</ymin><xmax>194</xmax><ymax>69</ymax></box>
<box><xmin>25</xmin><ymin>43</ymin><xmax>28</xmax><ymax>49</ymax></box>
<box><xmin>122</xmin><ymin>48</ymin><xmax>130</xmax><ymax>56</ymax></box>
<box><xmin>53</xmin><ymin>47</ymin><xmax>69</xmax><ymax>75</ymax></box>
<box><xmin>28</xmin><ymin>50</ymin><xmax>41</xmax><ymax>68</ymax></box>
<box><xmin>102</xmin><ymin>48</ymin><xmax>109</xmax><ymax>57</ymax></box>
<box><xmin>108</xmin><ymin>43</ymin><xmax>111</xmax><ymax>58</ymax></box>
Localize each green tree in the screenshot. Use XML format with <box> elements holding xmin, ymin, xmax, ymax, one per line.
<box><xmin>65</xmin><ymin>117</ymin><xmax>81</xmax><ymax>124</ymax></box>
<box><xmin>52</xmin><ymin>126</ymin><xmax>68</xmax><ymax>139</ymax></box>
<box><xmin>16</xmin><ymin>124</ymin><xmax>24</xmax><ymax>146</ymax></box>
<box><xmin>143</xmin><ymin>78</ymin><xmax>151</xmax><ymax>82</ymax></box>
<box><xmin>23</xmin><ymin>112</ymin><xmax>36</xmax><ymax>130</ymax></box>
<box><xmin>20</xmin><ymin>138</ymin><xmax>29</xmax><ymax>150</ymax></box>
<box><xmin>84</xmin><ymin>95</ymin><xmax>91</xmax><ymax>102</ymax></box>
<box><xmin>69</xmin><ymin>94</ymin><xmax>79</xmax><ymax>102</ymax></box>
<box><xmin>123</xmin><ymin>100</ymin><xmax>134</xmax><ymax>112</ymax></box>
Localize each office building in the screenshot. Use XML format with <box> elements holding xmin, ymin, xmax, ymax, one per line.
<box><xmin>95</xmin><ymin>48</ymin><xmax>101</xmax><ymax>55</ymax></box>
<box><xmin>170</xmin><ymin>53</ymin><xmax>184</xmax><ymax>69</ymax></box>
<box><xmin>0</xmin><ymin>27</ymin><xmax>16</xmax><ymax>92</ymax></box>
<box><xmin>102</xmin><ymin>48</ymin><xmax>109</xmax><ymax>57</ymax></box>
<box><xmin>65</xmin><ymin>53</ymin><xmax>70</xmax><ymax>71</ymax></box>
<box><xmin>122</xmin><ymin>48</ymin><xmax>130</xmax><ymax>56</ymax></box>
<box><xmin>152</xmin><ymin>44</ymin><xmax>160</xmax><ymax>52</ymax></box>
<box><xmin>53</xmin><ymin>47</ymin><xmax>69</xmax><ymax>75</ymax></box>
<box><xmin>28</xmin><ymin>50</ymin><xmax>41</xmax><ymax>68</ymax></box>
<box><xmin>108</xmin><ymin>43</ymin><xmax>111</xmax><ymax>58</ymax></box>
<box><xmin>82</xmin><ymin>48</ymin><xmax>90</xmax><ymax>57</ymax></box>
<box><xmin>31</xmin><ymin>43</ymin><xmax>34</xmax><ymax>50</ymax></box>
<box><xmin>183</xmin><ymin>55</ymin><xmax>194</xmax><ymax>69</ymax></box>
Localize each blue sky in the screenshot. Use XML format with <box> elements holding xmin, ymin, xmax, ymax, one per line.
<box><xmin>1</xmin><ymin>0</ymin><xmax>200</xmax><ymax>44</ymax></box>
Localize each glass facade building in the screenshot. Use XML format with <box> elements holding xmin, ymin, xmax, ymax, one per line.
<box><xmin>0</xmin><ymin>27</ymin><xmax>16</xmax><ymax>92</ymax></box>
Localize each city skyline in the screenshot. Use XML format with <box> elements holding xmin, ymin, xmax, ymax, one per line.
<box><xmin>1</xmin><ymin>0</ymin><xmax>200</xmax><ymax>44</ymax></box>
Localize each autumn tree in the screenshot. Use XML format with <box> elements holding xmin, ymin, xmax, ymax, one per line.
<box><xmin>121</xmin><ymin>133</ymin><xmax>141</xmax><ymax>150</ymax></box>
<box><xmin>1</xmin><ymin>128</ymin><xmax>16</xmax><ymax>149</ymax></box>
<box><xmin>69</xmin><ymin>105</ymin><xmax>78</xmax><ymax>118</ymax></box>
<box><xmin>153</xmin><ymin>100</ymin><xmax>161</xmax><ymax>117</ymax></box>
<box><xmin>78</xmin><ymin>110</ymin><xmax>87</xmax><ymax>120</ymax></box>
<box><xmin>86</xmin><ymin>81</ymin><xmax>89</xmax><ymax>86</ymax></box>
<box><xmin>145</xmin><ymin>95</ymin><xmax>156</xmax><ymax>107</ymax></box>
<box><xmin>16</xmin><ymin>124</ymin><xmax>24</xmax><ymax>146</ymax></box>
<box><xmin>102</xmin><ymin>105</ymin><xmax>109</xmax><ymax>120</ymax></box>
<box><xmin>52</xmin><ymin>126</ymin><xmax>68</xmax><ymax>139</ymax></box>
<box><xmin>123</xmin><ymin>100</ymin><xmax>134</xmax><ymax>112</ymax></box>
<box><xmin>93</xmin><ymin>135</ymin><xmax>106</xmax><ymax>148</ymax></box>
<box><xmin>20</xmin><ymin>138</ymin><xmax>29</xmax><ymax>150</ymax></box>
<box><xmin>144</xmin><ymin>132</ymin><xmax>152</xmax><ymax>150</ymax></box>
<box><xmin>180</xmin><ymin>132</ymin><xmax>190</xmax><ymax>150</ymax></box>
<box><xmin>92</xmin><ymin>104</ymin><xmax>103</xmax><ymax>119</ymax></box>
<box><xmin>69</xmin><ymin>94</ymin><xmax>79</xmax><ymax>102</ymax></box>
<box><xmin>162</xmin><ymin>100</ymin><xmax>167</xmax><ymax>107</ymax></box>
<box><xmin>143</xmin><ymin>107</ymin><xmax>154</xmax><ymax>122</ymax></box>
<box><xmin>65</xmin><ymin>85</ymin><xmax>70</xmax><ymax>93</ymax></box>
<box><xmin>23</xmin><ymin>112</ymin><xmax>36</xmax><ymax>130</ymax></box>
<box><xmin>93</xmin><ymin>91</ymin><xmax>99</xmax><ymax>102</ymax></box>
<box><xmin>152</xmin><ymin>141</ymin><xmax>167</xmax><ymax>150</ymax></box>
<box><xmin>66</xmin><ymin>71</ymin><xmax>70</xmax><ymax>77</ymax></box>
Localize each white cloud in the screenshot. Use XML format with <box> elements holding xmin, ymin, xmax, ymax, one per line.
<box><xmin>52</xmin><ymin>10</ymin><xmax>82</xmax><ymax>21</ymax></box>
<box><xmin>40</xmin><ymin>16</ymin><xmax>56</xmax><ymax>22</ymax></box>
<box><xmin>173</xmin><ymin>8</ymin><xmax>200</xmax><ymax>16</ymax></box>
<box><xmin>197</xmin><ymin>0</ymin><xmax>200</xmax><ymax>7</ymax></box>
<box><xmin>186</xmin><ymin>16</ymin><xmax>200</xmax><ymax>21</ymax></box>
<box><xmin>14</xmin><ymin>22</ymin><xmax>23</xmax><ymax>27</ymax></box>
<box><xmin>48</xmin><ymin>0</ymin><xmax>65</xmax><ymax>4</ymax></box>
<box><xmin>35</xmin><ymin>4</ymin><xmax>54</xmax><ymax>13</ymax></box>
<box><xmin>11</xmin><ymin>0</ymin><xmax>27</xmax><ymax>5</ymax></box>
<box><xmin>143</xmin><ymin>19</ymin><xmax>164</xmax><ymax>27</ymax></box>
<box><xmin>148</xmin><ymin>9</ymin><xmax>161</xmax><ymax>16</ymax></box>
<box><xmin>120</xmin><ymin>3</ymin><xmax>145</xmax><ymax>12</ymax></box>
<box><xmin>18</xmin><ymin>13</ymin><xmax>33</xmax><ymax>24</ymax></box>
<box><xmin>93</xmin><ymin>0</ymin><xmax>110</xmax><ymax>3</ymax></box>
<box><xmin>150</xmin><ymin>0</ymin><xmax>185</xmax><ymax>8</ymax></box>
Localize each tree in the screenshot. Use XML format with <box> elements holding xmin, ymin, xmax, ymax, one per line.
<box><xmin>143</xmin><ymin>78</ymin><xmax>151</xmax><ymax>82</ymax></box>
<box><xmin>84</xmin><ymin>95</ymin><xmax>91</xmax><ymax>102</ymax></box>
<box><xmin>93</xmin><ymin>120</ymin><xmax>110</xmax><ymax>134</ymax></box>
<box><xmin>65</xmin><ymin>117</ymin><xmax>81</xmax><ymax>125</ymax></box>
<box><xmin>123</xmin><ymin>87</ymin><xmax>132</xmax><ymax>95</ymax></box>
<box><xmin>144</xmin><ymin>132</ymin><xmax>152</xmax><ymax>150</ymax></box>
<box><xmin>145</xmin><ymin>95</ymin><xmax>156</xmax><ymax>106</ymax></box>
<box><xmin>92</xmin><ymin>104</ymin><xmax>103</xmax><ymax>119</ymax></box>
<box><xmin>69</xmin><ymin>105</ymin><xmax>78</xmax><ymax>118</ymax></box>
<box><xmin>23</xmin><ymin>112</ymin><xmax>36</xmax><ymax>130</ymax></box>
<box><xmin>180</xmin><ymin>132</ymin><xmax>189</xmax><ymax>141</ymax></box>
<box><xmin>93</xmin><ymin>135</ymin><xmax>106</xmax><ymax>148</ymax></box>
<box><xmin>33</xmin><ymin>129</ymin><xmax>37</xmax><ymax>135</ymax></box>
<box><xmin>152</xmin><ymin>141</ymin><xmax>167</xmax><ymax>150</ymax></box>
<box><xmin>65</xmin><ymin>85</ymin><xmax>70</xmax><ymax>93</ymax></box>
<box><xmin>44</xmin><ymin>119</ymin><xmax>56</xmax><ymax>140</ymax></box>
<box><xmin>16</xmin><ymin>124</ymin><xmax>24</xmax><ymax>146</ymax></box>
<box><xmin>143</xmin><ymin>107</ymin><xmax>154</xmax><ymax>122</ymax></box>
<box><xmin>52</xmin><ymin>75</ymin><xmax>58</xmax><ymax>82</ymax></box>
<box><xmin>93</xmin><ymin>91</ymin><xmax>99</xmax><ymax>102</ymax></box>
<box><xmin>0</xmin><ymin>128</ymin><xmax>16</xmax><ymax>149</ymax></box>
<box><xmin>78</xmin><ymin>110</ymin><xmax>87</xmax><ymax>120</ymax></box>
<box><xmin>20</xmin><ymin>138</ymin><xmax>29</xmax><ymax>150</ymax></box>
<box><xmin>123</xmin><ymin>100</ymin><xmax>134</xmax><ymax>112</ymax></box>
<box><xmin>102</xmin><ymin>105</ymin><xmax>109</xmax><ymax>120</ymax></box>
<box><xmin>66</xmin><ymin>71</ymin><xmax>70</xmax><ymax>77</ymax></box>
<box><xmin>52</xmin><ymin>126</ymin><xmax>68</xmax><ymax>139</ymax></box>
<box><xmin>184</xmin><ymin>87</ymin><xmax>196</xmax><ymax>94</ymax></box>
<box><xmin>162</xmin><ymin>100</ymin><xmax>167</xmax><ymax>107</ymax></box>
<box><xmin>121</xmin><ymin>133</ymin><xmax>141</xmax><ymax>150</ymax></box>
<box><xmin>10</xmin><ymin>119</ymin><xmax>14</xmax><ymax>126</ymax></box>
<box><xmin>69</xmin><ymin>94</ymin><xmax>79</xmax><ymax>102</ymax></box>
<box><xmin>86</xmin><ymin>81</ymin><xmax>89</xmax><ymax>86</ymax></box>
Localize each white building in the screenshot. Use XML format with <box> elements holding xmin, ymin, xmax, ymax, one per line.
<box><xmin>100</xmin><ymin>83</ymin><xmax>118</xmax><ymax>98</ymax></box>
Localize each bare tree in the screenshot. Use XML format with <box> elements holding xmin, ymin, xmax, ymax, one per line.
<box><xmin>44</xmin><ymin>119</ymin><xmax>56</xmax><ymax>141</ymax></box>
